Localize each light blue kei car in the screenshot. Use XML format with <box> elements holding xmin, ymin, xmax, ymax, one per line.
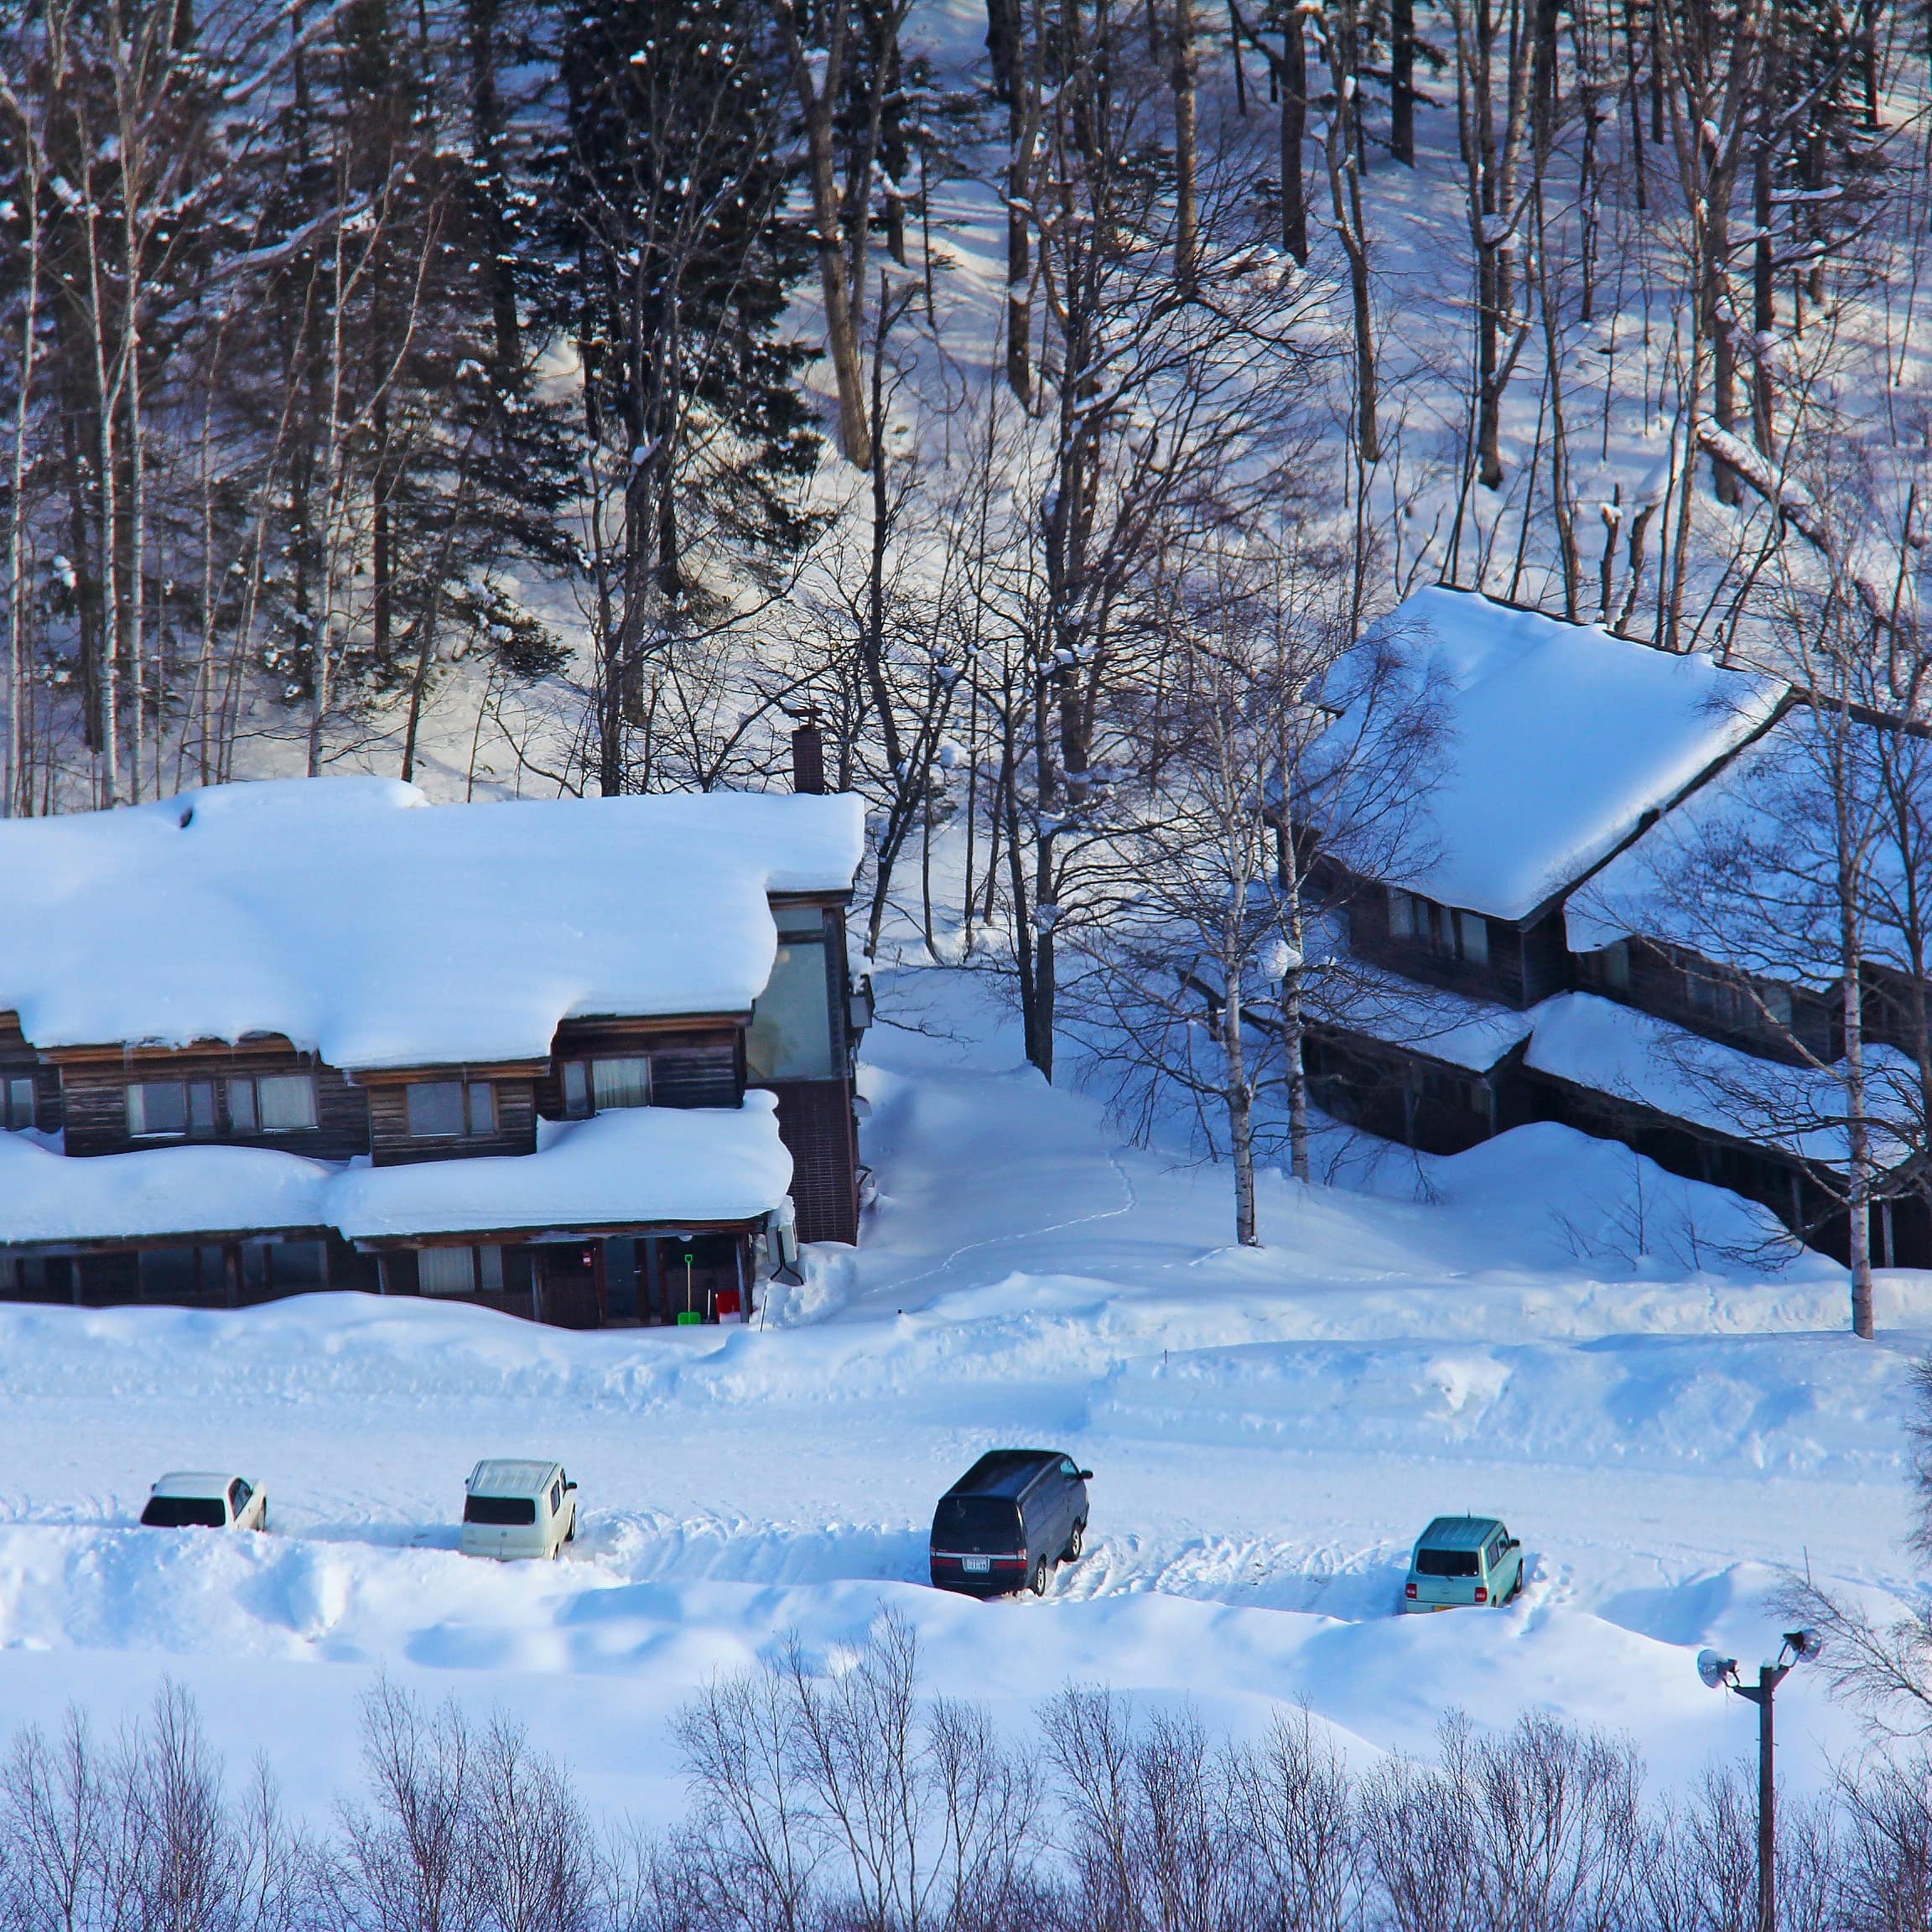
<box><xmin>1401</xmin><ymin>1514</ymin><xmax>1525</xmax><ymax>1612</ymax></box>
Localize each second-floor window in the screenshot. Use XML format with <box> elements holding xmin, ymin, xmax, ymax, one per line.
<box><xmin>1686</xmin><ymin>969</ymin><xmax>1793</xmax><ymax>1036</ymax></box>
<box><xmin>127</xmin><ymin>1080</ymin><xmax>217</xmax><ymax>1139</ymax></box>
<box><xmin>227</xmin><ymin>1073</ymin><xmax>319</xmax><ymax>1134</ymax></box>
<box><xmin>559</xmin><ymin>1057</ymin><xmax>652</xmax><ymax>1117</ymax></box>
<box><xmin>408</xmin><ymin>1080</ymin><xmax>496</xmax><ymax>1138</ymax></box>
<box><xmin>1389</xmin><ymin>891</ymin><xmax>1489</xmax><ymax>969</ymax></box>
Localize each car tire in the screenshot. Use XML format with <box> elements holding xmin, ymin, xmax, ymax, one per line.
<box><xmin>1062</xmin><ymin>1520</ymin><xmax>1084</xmax><ymax>1563</ymax></box>
<box><xmin>1029</xmin><ymin>1556</ymin><xmax>1051</xmax><ymax>1597</ymax></box>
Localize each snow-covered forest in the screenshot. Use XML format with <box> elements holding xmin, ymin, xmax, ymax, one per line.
<box><xmin>5</xmin><ymin>0</ymin><xmax>1932</xmax><ymax>1249</ymax></box>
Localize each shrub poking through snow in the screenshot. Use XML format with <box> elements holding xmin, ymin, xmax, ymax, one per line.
<box><xmin>12</xmin><ymin>1627</ymin><xmax>1932</xmax><ymax>1932</ymax></box>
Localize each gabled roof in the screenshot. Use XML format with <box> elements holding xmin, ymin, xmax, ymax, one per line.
<box><xmin>0</xmin><ymin>778</ymin><xmax>865</xmax><ymax>1068</ymax></box>
<box><xmin>1326</xmin><ymin>589</ymin><xmax>1785</xmax><ymax>922</ymax></box>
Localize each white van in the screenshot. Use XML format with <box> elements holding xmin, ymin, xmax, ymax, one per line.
<box><xmin>460</xmin><ymin>1459</ymin><xmax>577</xmax><ymax>1561</ymax></box>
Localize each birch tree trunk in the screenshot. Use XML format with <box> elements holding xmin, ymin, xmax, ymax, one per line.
<box><xmin>1171</xmin><ymin>0</ymin><xmax>1198</xmax><ymax>290</ymax></box>
<box><xmin>3</xmin><ymin>90</ymin><xmax>42</xmax><ymax>817</ymax></box>
<box><xmin>1844</xmin><ymin>917</ymin><xmax>1875</xmax><ymax>1338</ymax></box>
<box><xmin>1223</xmin><ymin>980</ymin><xmax>1259</xmax><ymax>1247</ymax></box>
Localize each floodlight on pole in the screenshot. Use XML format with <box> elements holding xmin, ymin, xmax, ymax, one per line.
<box><xmin>1697</xmin><ymin>1631</ymin><xmax>1822</xmax><ymax>1932</ymax></box>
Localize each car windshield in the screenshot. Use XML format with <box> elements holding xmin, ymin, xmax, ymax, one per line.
<box><xmin>465</xmin><ymin>1495</ymin><xmax>537</xmax><ymax>1526</ymax></box>
<box><xmin>141</xmin><ymin>1496</ymin><xmax>227</xmax><ymax>1529</ymax></box>
<box><xmin>1415</xmin><ymin>1547</ymin><xmax>1481</xmax><ymax>1578</ymax></box>
<box><xmin>932</xmin><ymin>1496</ymin><xmax>1022</xmax><ymax>1554</ymax></box>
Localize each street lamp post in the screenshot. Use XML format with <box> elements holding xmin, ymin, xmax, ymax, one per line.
<box><xmin>1696</xmin><ymin>1630</ymin><xmax>1823</xmax><ymax>1932</ymax></box>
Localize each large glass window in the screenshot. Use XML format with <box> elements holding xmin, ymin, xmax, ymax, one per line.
<box><xmin>747</xmin><ymin>942</ymin><xmax>836</xmax><ymax>1081</ymax></box>
<box><xmin>407</xmin><ymin>1081</ymin><xmax>465</xmax><ymax>1137</ymax></box>
<box><xmin>3</xmin><ymin>1076</ymin><xmax>34</xmax><ymax>1130</ymax></box>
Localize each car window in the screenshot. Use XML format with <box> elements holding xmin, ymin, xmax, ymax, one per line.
<box><xmin>141</xmin><ymin>1497</ymin><xmax>227</xmax><ymax>1529</ymax></box>
<box><xmin>1059</xmin><ymin>1458</ymin><xmax>1079</xmax><ymax>1479</ymax></box>
<box><xmin>231</xmin><ymin>1479</ymin><xmax>252</xmax><ymax>1511</ymax></box>
<box><xmin>1414</xmin><ymin>1548</ymin><xmax>1480</xmax><ymax>1578</ymax></box>
<box><xmin>933</xmin><ymin>1497</ymin><xmax>1022</xmax><ymax>1552</ymax></box>
<box><xmin>465</xmin><ymin>1495</ymin><xmax>537</xmax><ymax>1526</ymax></box>
<box><xmin>550</xmin><ymin>1482</ymin><xmax>562</xmax><ymax>1514</ymax></box>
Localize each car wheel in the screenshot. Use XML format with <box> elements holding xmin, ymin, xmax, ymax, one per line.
<box><xmin>1029</xmin><ymin>1556</ymin><xmax>1051</xmax><ymax>1597</ymax></box>
<box><xmin>1062</xmin><ymin>1519</ymin><xmax>1084</xmax><ymax>1563</ymax></box>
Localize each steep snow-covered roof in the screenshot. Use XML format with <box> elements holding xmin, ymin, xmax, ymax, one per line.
<box><xmin>1524</xmin><ymin>991</ymin><xmax>1909</xmax><ymax>1169</ymax></box>
<box><xmin>1569</xmin><ymin>706</ymin><xmax>1924</xmax><ymax>987</ymax></box>
<box><xmin>0</xmin><ymin>1098</ymin><xmax>792</xmax><ymax>1246</ymax></box>
<box><xmin>1315</xmin><ymin>968</ymin><xmax>1535</xmax><ymax>1073</ymax></box>
<box><xmin>1329</xmin><ymin>589</ymin><xmax>1785</xmax><ymax>922</ymax></box>
<box><xmin>0</xmin><ymin>778</ymin><xmax>865</xmax><ymax>1067</ymax></box>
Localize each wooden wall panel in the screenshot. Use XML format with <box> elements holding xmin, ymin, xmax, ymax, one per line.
<box><xmin>366</xmin><ymin>1078</ymin><xmax>538</xmax><ymax>1166</ymax></box>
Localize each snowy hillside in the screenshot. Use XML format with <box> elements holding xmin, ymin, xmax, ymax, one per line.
<box><xmin>1</xmin><ymin>967</ymin><xmax>1921</xmax><ymax>1821</ymax></box>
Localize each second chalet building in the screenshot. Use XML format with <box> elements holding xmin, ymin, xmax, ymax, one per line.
<box><xmin>0</xmin><ymin>775</ymin><xmax>869</xmax><ymax>1323</ymax></box>
<box><xmin>1303</xmin><ymin>587</ymin><xmax>1928</xmax><ymax>1265</ymax></box>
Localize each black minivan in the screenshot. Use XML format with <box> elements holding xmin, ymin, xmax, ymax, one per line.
<box><xmin>929</xmin><ymin>1449</ymin><xmax>1091</xmax><ymax>1597</ymax></box>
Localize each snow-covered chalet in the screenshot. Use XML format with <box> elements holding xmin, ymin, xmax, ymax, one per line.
<box><xmin>0</xmin><ymin>771</ymin><xmax>870</xmax><ymax>1324</ymax></box>
<box><xmin>1304</xmin><ymin>586</ymin><xmax>1929</xmax><ymax>1266</ymax></box>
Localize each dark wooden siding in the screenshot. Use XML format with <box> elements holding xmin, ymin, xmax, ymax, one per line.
<box><xmin>366</xmin><ymin>1076</ymin><xmax>538</xmax><ymax>1166</ymax></box>
<box><xmin>1303</xmin><ymin>1029</ymin><xmax>1514</xmax><ymax>1156</ymax></box>
<box><xmin>769</xmin><ymin>1078</ymin><xmax>860</xmax><ymax>1244</ymax></box>
<box><xmin>1348</xmin><ymin>883</ymin><xmax>1539</xmax><ymax>1010</ymax></box>
<box><xmin>542</xmin><ymin>1021</ymin><xmax>745</xmax><ymax>1115</ymax></box>
<box><xmin>648</xmin><ymin>1043</ymin><xmax>739</xmax><ymax>1107</ymax></box>
<box><xmin>1572</xmin><ymin>937</ymin><xmax>1836</xmax><ymax>1064</ymax></box>
<box><xmin>56</xmin><ymin>1052</ymin><xmax>370</xmax><ymax>1159</ymax></box>
<box><xmin>1521</xmin><ymin>908</ymin><xmax>1572</xmax><ymax>1005</ymax></box>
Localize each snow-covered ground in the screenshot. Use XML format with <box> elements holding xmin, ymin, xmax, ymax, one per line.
<box><xmin>3</xmin><ymin>967</ymin><xmax>1923</xmax><ymax>1819</ymax></box>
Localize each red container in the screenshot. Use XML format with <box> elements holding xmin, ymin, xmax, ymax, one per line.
<box><xmin>714</xmin><ymin>1287</ymin><xmax>744</xmax><ymax>1323</ymax></box>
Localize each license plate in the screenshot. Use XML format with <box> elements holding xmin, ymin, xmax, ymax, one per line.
<box><xmin>962</xmin><ymin>1555</ymin><xmax>990</xmax><ymax>1575</ymax></box>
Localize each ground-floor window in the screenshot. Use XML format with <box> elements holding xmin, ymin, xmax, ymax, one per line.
<box><xmin>415</xmin><ymin>1245</ymin><xmax>506</xmax><ymax>1296</ymax></box>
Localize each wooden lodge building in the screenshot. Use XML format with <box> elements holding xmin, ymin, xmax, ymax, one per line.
<box><xmin>0</xmin><ymin>763</ymin><xmax>870</xmax><ymax>1326</ymax></box>
<box><xmin>1300</xmin><ymin>588</ymin><xmax>1929</xmax><ymax>1267</ymax></box>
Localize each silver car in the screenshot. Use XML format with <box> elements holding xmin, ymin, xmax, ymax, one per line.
<box><xmin>1401</xmin><ymin>1515</ymin><xmax>1524</xmax><ymax>1612</ymax></box>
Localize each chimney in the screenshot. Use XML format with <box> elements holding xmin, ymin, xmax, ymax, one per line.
<box><xmin>791</xmin><ymin>709</ymin><xmax>826</xmax><ymax>795</ymax></box>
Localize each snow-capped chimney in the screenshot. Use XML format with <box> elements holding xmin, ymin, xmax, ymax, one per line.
<box><xmin>791</xmin><ymin>710</ymin><xmax>826</xmax><ymax>795</ymax></box>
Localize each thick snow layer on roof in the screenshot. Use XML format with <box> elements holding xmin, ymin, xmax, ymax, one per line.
<box><xmin>1524</xmin><ymin>992</ymin><xmax>1908</xmax><ymax>1169</ymax></box>
<box><xmin>1327</xmin><ymin>589</ymin><xmax>1784</xmax><ymax>922</ymax></box>
<box><xmin>0</xmin><ymin>1135</ymin><xmax>333</xmax><ymax>1243</ymax></box>
<box><xmin>1315</xmin><ymin>968</ymin><xmax>1535</xmax><ymax>1073</ymax></box>
<box><xmin>330</xmin><ymin>1098</ymin><xmax>793</xmax><ymax>1239</ymax></box>
<box><xmin>1570</xmin><ymin>708</ymin><xmax>1919</xmax><ymax>986</ymax></box>
<box><xmin>0</xmin><ymin>779</ymin><xmax>865</xmax><ymax>1067</ymax></box>
<box><xmin>0</xmin><ymin>1098</ymin><xmax>791</xmax><ymax>1247</ymax></box>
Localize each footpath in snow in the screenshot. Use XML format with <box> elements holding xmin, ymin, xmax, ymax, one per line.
<box><xmin>0</xmin><ymin>967</ymin><xmax>1922</xmax><ymax>1818</ymax></box>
